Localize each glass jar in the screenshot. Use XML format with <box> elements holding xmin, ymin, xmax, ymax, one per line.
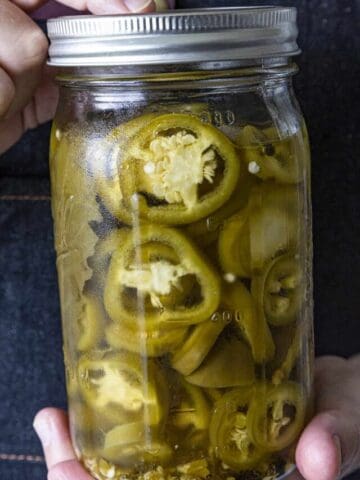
<box><xmin>47</xmin><ymin>7</ymin><xmax>314</xmax><ymax>480</ymax></box>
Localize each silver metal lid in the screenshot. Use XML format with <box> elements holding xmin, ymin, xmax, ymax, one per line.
<box><xmin>47</xmin><ymin>7</ymin><xmax>300</xmax><ymax>67</ymax></box>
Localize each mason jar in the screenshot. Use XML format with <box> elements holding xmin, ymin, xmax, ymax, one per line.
<box><xmin>47</xmin><ymin>7</ymin><xmax>314</xmax><ymax>480</ymax></box>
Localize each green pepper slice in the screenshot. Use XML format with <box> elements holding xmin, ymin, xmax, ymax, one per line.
<box><xmin>94</xmin><ymin>231</ymin><xmax>126</xmax><ymax>263</ymax></box>
<box><xmin>104</xmin><ymin>225</ymin><xmax>221</xmax><ymax>330</ymax></box>
<box><xmin>248</xmin><ymin>382</ymin><xmax>306</xmax><ymax>452</ymax></box>
<box><xmin>222</xmin><ymin>282</ymin><xmax>275</xmax><ymax>363</ymax></box>
<box><xmin>94</xmin><ymin>114</ymin><xmax>157</xmax><ymax>220</ymax></box>
<box><xmin>205</xmin><ymin>388</ymin><xmax>223</xmax><ymax>403</ymax></box>
<box><xmin>106</xmin><ymin>322</ymin><xmax>188</xmax><ymax>358</ymax></box>
<box><xmin>236</xmin><ymin>125</ymin><xmax>301</xmax><ymax>184</ymax></box>
<box><xmin>137</xmin><ymin>241</ymin><xmax>196</xmax><ymax>307</ymax></box>
<box><xmin>186</xmin><ymin>336</ymin><xmax>255</xmax><ymax>388</ymax></box>
<box><xmin>218</xmin><ymin>208</ymin><xmax>251</xmax><ymax>278</ymax></box>
<box><xmin>104</xmin><ymin>422</ymin><xmax>146</xmax><ymax>451</ymax></box>
<box><xmin>102</xmin><ymin>421</ymin><xmax>173</xmax><ymax>466</ymax></box>
<box><xmin>77</xmin><ymin>351</ymin><xmax>168</xmax><ymax>427</ymax></box>
<box><xmin>169</xmin><ymin>378</ymin><xmax>211</xmax><ymax>449</ymax></box>
<box><xmin>118</xmin><ymin>113</ymin><xmax>240</xmax><ymax>225</ymax></box>
<box><xmin>101</xmin><ymin>422</ymin><xmax>173</xmax><ymax>466</ymax></box>
<box><xmin>209</xmin><ymin>388</ymin><xmax>268</xmax><ymax>471</ymax></box>
<box><xmin>249</xmin><ymin>184</ymin><xmax>300</xmax><ymax>271</ymax></box>
<box><xmin>252</xmin><ymin>254</ymin><xmax>303</xmax><ymax>327</ymax></box>
<box><xmin>70</xmin><ymin>401</ymin><xmax>123</xmax><ymax>458</ymax></box>
<box><xmin>64</xmin><ymin>347</ymin><xmax>78</xmax><ymax>398</ymax></box>
<box><xmin>270</xmin><ymin>325</ymin><xmax>301</xmax><ymax>385</ymax></box>
<box><xmin>91</xmin><ymin>230</ymin><xmax>129</xmax><ymax>291</ymax></box>
<box><xmin>186</xmin><ymin>171</ymin><xmax>256</xmax><ymax>248</ymax></box>
<box><xmin>70</xmin><ymin>400</ymin><xmax>119</xmax><ymax>438</ymax></box>
<box><xmin>170</xmin><ymin>316</ymin><xmax>228</xmax><ymax>375</ymax></box>
<box><xmin>76</xmin><ymin>295</ymin><xmax>104</xmax><ymax>352</ymax></box>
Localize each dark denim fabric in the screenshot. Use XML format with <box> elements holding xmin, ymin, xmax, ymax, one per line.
<box><xmin>0</xmin><ymin>461</ymin><xmax>47</xmax><ymax>480</ymax></box>
<box><xmin>0</xmin><ymin>2</ymin><xmax>359</xmax><ymax>479</ymax></box>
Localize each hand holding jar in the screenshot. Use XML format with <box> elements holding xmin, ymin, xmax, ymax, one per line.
<box><xmin>0</xmin><ymin>0</ymin><xmax>163</xmax><ymax>154</ymax></box>
<box><xmin>34</xmin><ymin>355</ymin><xmax>360</xmax><ymax>480</ymax></box>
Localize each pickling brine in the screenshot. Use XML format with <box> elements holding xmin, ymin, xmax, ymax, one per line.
<box><xmin>50</xmin><ymin>108</ymin><xmax>312</xmax><ymax>480</ymax></box>
<box><xmin>48</xmin><ymin>7</ymin><xmax>314</xmax><ymax>480</ymax></box>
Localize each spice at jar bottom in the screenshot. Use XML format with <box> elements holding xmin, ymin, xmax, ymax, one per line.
<box><xmin>48</xmin><ymin>7</ymin><xmax>314</xmax><ymax>480</ymax></box>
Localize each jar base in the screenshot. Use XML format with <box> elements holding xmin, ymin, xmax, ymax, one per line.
<box><xmin>81</xmin><ymin>456</ymin><xmax>297</xmax><ymax>480</ymax></box>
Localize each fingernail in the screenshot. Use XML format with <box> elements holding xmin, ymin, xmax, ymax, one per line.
<box><xmin>124</xmin><ymin>0</ymin><xmax>153</xmax><ymax>13</ymax></box>
<box><xmin>33</xmin><ymin>413</ymin><xmax>52</xmax><ymax>447</ymax></box>
<box><xmin>333</xmin><ymin>434</ymin><xmax>342</xmax><ymax>477</ymax></box>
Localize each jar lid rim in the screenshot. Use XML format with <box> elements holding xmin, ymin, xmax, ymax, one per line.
<box><xmin>47</xmin><ymin>7</ymin><xmax>300</xmax><ymax>67</ymax></box>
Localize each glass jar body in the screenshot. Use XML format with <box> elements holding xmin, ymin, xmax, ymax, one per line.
<box><xmin>50</xmin><ymin>67</ymin><xmax>314</xmax><ymax>480</ymax></box>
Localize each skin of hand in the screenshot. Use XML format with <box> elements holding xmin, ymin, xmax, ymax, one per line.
<box><xmin>0</xmin><ymin>0</ymin><xmax>163</xmax><ymax>154</ymax></box>
<box><xmin>33</xmin><ymin>356</ymin><xmax>360</xmax><ymax>480</ymax></box>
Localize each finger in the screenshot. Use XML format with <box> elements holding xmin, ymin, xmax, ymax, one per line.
<box><xmin>296</xmin><ymin>410</ymin><xmax>360</xmax><ymax>480</ymax></box>
<box><xmin>33</xmin><ymin>408</ymin><xmax>76</xmax><ymax>470</ymax></box>
<box><xmin>48</xmin><ymin>460</ymin><xmax>93</xmax><ymax>480</ymax></box>
<box><xmin>0</xmin><ymin>0</ymin><xmax>48</xmax><ymax>119</ymax></box>
<box><xmin>0</xmin><ymin>67</ymin><xmax>15</xmax><ymax>118</ymax></box>
<box><xmin>13</xmin><ymin>0</ymin><xmax>174</xmax><ymax>13</ymax></box>
<box><xmin>349</xmin><ymin>353</ymin><xmax>360</xmax><ymax>367</ymax></box>
<box><xmin>53</xmin><ymin>0</ymin><xmax>156</xmax><ymax>14</ymax></box>
<box><xmin>0</xmin><ymin>66</ymin><xmax>58</xmax><ymax>154</ymax></box>
<box><xmin>9</xmin><ymin>0</ymin><xmax>48</xmax><ymax>12</ymax></box>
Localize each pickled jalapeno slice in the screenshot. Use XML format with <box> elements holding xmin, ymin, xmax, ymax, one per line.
<box><xmin>236</xmin><ymin>125</ymin><xmax>301</xmax><ymax>184</ymax></box>
<box><xmin>218</xmin><ymin>208</ymin><xmax>251</xmax><ymax>278</ymax></box>
<box><xmin>106</xmin><ymin>322</ymin><xmax>188</xmax><ymax>358</ymax></box>
<box><xmin>249</xmin><ymin>184</ymin><xmax>300</xmax><ymax>271</ymax></box>
<box><xmin>119</xmin><ymin>113</ymin><xmax>240</xmax><ymax>225</ymax></box>
<box><xmin>170</xmin><ymin>316</ymin><xmax>228</xmax><ymax>376</ymax></box>
<box><xmin>248</xmin><ymin>382</ymin><xmax>305</xmax><ymax>451</ymax></box>
<box><xmin>252</xmin><ymin>254</ymin><xmax>303</xmax><ymax>327</ymax></box>
<box><xmin>271</xmin><ymin>325</ymin><xmax>301</xmax><ymax>385</ymax></box>
<box><xmin>104</xmin><ymin>422</ymin><xmax>147</xmax><ymax>452</ymax></box>
<box><xmin>92</xmin><ymin>228</ymin><xmax>134</xmax><ymax>282</ymax></box>
<box><xmin>104</xmin><ymin>225</ymin><xmax>221</xmax><ymax>329</ymax></box>
<box><xmin>222</xmin><ymin>282</ymin><xmax>275</xmax><ymax>363</ymax></box>
<box><xmin>64</xmin><ymin>347</ymin><xmax>78</xmax><ymax>398</ymax></box>
<box><xmin>186</xmin><ymin>337</ymin><xmax>255</xmax><ymax>388</ymax></box>
<box><xmin>209</xmin><ymin>388</ymin><xmax>268</xmax><ymax>471</ymax></box>
<box><xmin>101</xmin><ymin>422</ymin><xmax>173</xmax><ymax>466</ymax></box>
<box><xmin>137</xmin><ymin>241</ymin><xmax>197</xmax><ymax>307</ymax></box>
<box><xmin>170</xmin><ymin>379</ymin><xmax>211</xmax><ymax>448</ymax></box>
<box><xmin>186</xmin><ymin>172</ymin><xmax>256</xmax><ymax>247</ymax></box>
<box><xmin>95</xmin><ymin>114</ymin><xmax>157</xmax><ymax>220</ymax></box>
<box><xmin>76</xmin><ymin>296</ymin><xmax>105</xmax><ymax>352</ymax></box>
<box><xmin>205</xmin><ymin>388</ymin><xmax>223</xmax><ymax>403</ymax></box>
<box><xmin>102</xmin><ymin>420</ymin><xmax>173</xmax><ymax>466</ymax></box>
<box><xmin>77</xmin><ymin>352</ymin><xmax>169</xmax><ymax>427</ymax></box>
<box><xmin>69</xmin><ymin>401</ymin><xmax>103</xmax><ymax>457</ymax></box>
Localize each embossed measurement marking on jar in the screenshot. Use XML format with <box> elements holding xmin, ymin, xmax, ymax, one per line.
<box><xmin>201</xmin><ymin>110</ymin><xmax>236</xmax><ymax>127</ymax></box>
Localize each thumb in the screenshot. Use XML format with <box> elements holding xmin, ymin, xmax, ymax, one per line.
<box><xmin>296</xmin><ymin>410</ymin><xmax>360</xmax><ymax>480</ymax></box>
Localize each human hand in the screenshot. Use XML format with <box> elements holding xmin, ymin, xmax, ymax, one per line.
<box><xmin>0</xmin><ymin>0</ymin><xmax>167</xmax><ymax>155</ymax></box>
<box><xmin>293</xmin><ymin>355</ymin><xmax>360</xmax><ymax>480</ymax></box>
<box><xmin>34</xmin><ymin>356</ymin><xmax>360</xmax><ymax>480</ymax></box>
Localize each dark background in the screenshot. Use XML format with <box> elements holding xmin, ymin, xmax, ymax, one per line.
<box><xmin>0</xmin><ymin>1</ymin><xmax>359</xmax><ymax>479</ymax></box>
